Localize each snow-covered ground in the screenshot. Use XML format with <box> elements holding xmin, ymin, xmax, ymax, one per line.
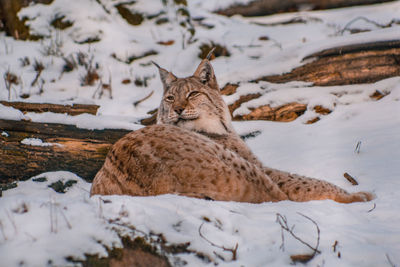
<box><xmin>1</xmin><ymin>0</ymin><xmax>400</xmax><ymax>266</ymax></box>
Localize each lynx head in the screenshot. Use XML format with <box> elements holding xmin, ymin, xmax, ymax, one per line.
<box><xmin>154</xmin><ymin>55</ymin><xmax>233</xmax><ymax>135</ymax></box>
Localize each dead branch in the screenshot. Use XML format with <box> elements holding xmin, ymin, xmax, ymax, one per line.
<box><xmin>343</xmin><ymin>172</ymin><xmax>359</xmax><ymax>185</ymax></box>
<box><xmin>276</xmin><ymin>213</ymin><xmax>321</xmax><ymax>263</ymax></box>
<box><xmin>198</xmin><ymin>222</ymin><xmax>238</xmax><ymax>261</ymax></box>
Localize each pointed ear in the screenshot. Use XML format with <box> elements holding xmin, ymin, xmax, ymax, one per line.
<box><xmin>193</xmin><ymin>59</ymin><xmax>218</xmax><ymax>90</ymax></box>
<box><xmin>152</xmin><ymin>61</ymin><xmax>177</xmax><ymax>92</ymax></box>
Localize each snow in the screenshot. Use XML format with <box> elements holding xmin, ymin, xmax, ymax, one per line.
<box><xmin>0</xmin><ymin>104</ymin><xmax>28</xmax><ymax>121</ymax></box>
<box><xmin>1</xmin><ymin>0</ymin><xmax>400</xmax><ymax>266</ymax></box>
<box><xmin>21</xmin><ymin>138</ymin><xmax>62</xmax><ymax>147</ymax></box>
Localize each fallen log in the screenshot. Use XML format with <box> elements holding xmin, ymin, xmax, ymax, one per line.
<box><xmin>0</xmin><ymin>119</ymin><xmax>130</xmax><ymax>185</ymax></box>
<box><xmin>233</xmin><ymin>102</ymin><xmax>307</xmax><ymax>122</ymax></box>
<box><xmin>256</xmin><ymin>40</ymin><xmax>400</xmax><ymax>86</ymax></box>
<box><xmin>216</xmin><ymin>0</ymin><xmax>396</xmax><ymax>17</ymax></box>
<box><xmin>0</xmin><ymin>101</ymin><xmax>100</xmax><ymax>116</ymax></box>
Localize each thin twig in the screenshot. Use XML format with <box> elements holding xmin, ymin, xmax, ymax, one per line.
<box><xmin>276</xmin><ymin>213</ymin><xmax>321</xmax><ymax>263</ymax></box>
<box><xmin>58</xmin><ymin>208</ymin><xmax>72</xmax><ymax>229</ymax></box>
<box><xmin>6</xmin><ymin>210</ymin><xmax>17</xmax><ymax>234</ymax></box>
<box><xmin>109</xmin><ymin>220</ymin><xmax>148</xmax><ymax>237</ymax></box>
<box><xmin>332</xmin><ymin>240</ymin><xmax>338</xmax><ymax>252</ymax></box>
<box><xmin>386</xmin><ymin>253</ymin><xmax>396</xmax><ymax>267</ymax></box>
<box><xmin>276</xmin><ymin>213</ymin><xmax>321</xmax><ymax>254</ymax></box>
<box><xmin>367</xmin><ymin>203</ymin><xmax>376</xmax><ymax>213</ymax></box>
<box><xmin>297</xmin><ymin>213</ymin><xmax>320</xmax><ymax>255</ymax></box>
<box><xmin>0</xmin><ymin>220</ymin><xmax>7</xmax><ymax>241</ymax></box>
<box><xmin>355</xmin><ymin>141</ymin><xmax>362</xmax><ymax>154</ymax></box>
<box><xmin>24</xmin><ymin>231</ymin><xmax>37</xmax><ymax>242</ymax></box>
<box><xmin>133</xmin><ymin>91</ymin><xmax>154</xmax><ymax>107</ymax></box>
<box><xmin>198</xmin><ymin>222</ymin><xmax>238</xmax><ymax>261</ymax></box>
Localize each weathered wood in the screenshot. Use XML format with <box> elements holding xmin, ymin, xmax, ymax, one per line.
<box><xmin>233</xmin><ymin>102</ymin><xmax>307</xmax><ymax>122</ymax></box>
<box><xmin>216</xmin><ymin>0</ymin><xmax>395</xmax><ymax>17</ymax></box>
<box><xmin>0</xmin><ymin>119</ymin><xmax>130</xmax><ymax>184</ymax></box>
<box><xmin>0</xmin><ymin>101</ymin><xmax>100</xmax><ymax>116</ymax></box>
<box><xmin>303</xmin><ymin>40</ymin><xmax>400</xmax><ymax>60</ymax></box>
<box><xmin>256</xmin><ymin>40</ymin><xmax>400</xmax><ymax>86</ymax></box>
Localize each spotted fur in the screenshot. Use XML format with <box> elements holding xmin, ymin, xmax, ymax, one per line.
<box><xmin>91</xmin><ymin>57</ymin><xmax>374</xmax><ymax>203</ymax></box>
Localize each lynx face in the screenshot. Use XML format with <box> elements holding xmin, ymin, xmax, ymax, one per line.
<box><xmin>155</xmin><ymin>60</ymin><xmax>233</xmax><ymax>135</ymax></box>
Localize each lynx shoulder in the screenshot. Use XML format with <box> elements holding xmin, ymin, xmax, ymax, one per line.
<box><xmin>91</xmin><ymin>55</ymin><xmax>374</xmax><ymax>204</ymax></box>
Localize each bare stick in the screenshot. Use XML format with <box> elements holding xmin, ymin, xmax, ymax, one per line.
<box><xmin>332</xmin><ymin>240</ymin><xmax>338</xmax><ymax>252</ymax></box>
<box><xmin>355</xmin><ymin>141</ymin><xmax>362</xmax><ymax>154</ymax></box>
<box><xmin>343</xmin><ymin>172</ymin><xmax>359</xmax><ymax>185</ymax></box>
<box><xmin>367</xmin><ymin>203</ymin><xmax>376</xmax><ymax>213</ymax></box>
<box><xmin>133</xmin><ymin>91</ymin><xmax>154</xmax><ymax>107</ymax></box>
<box><xmin>385</xmin><ymin>253</ymin><xmax>396</xmax><ymax>267</ymax></box>
<box><xmin>198</xmin><ymin>222</ymin><xmax>238</xmax><ymax>261</ymax></box>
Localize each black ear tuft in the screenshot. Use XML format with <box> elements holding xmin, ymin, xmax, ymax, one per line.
<box><xmin>206</xmin><ymin>47</ymin><xmax>216</xmax><ymax>60</ymax></box>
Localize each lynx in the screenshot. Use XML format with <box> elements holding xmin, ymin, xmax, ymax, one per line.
<box><xmin>90</xmin><ymin>53</ymin><xmax>374</xmax><ymax>203</ymax></box>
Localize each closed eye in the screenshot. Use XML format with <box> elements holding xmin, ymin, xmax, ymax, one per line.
<box><xmin>187</xmin><ymin>91</ymin><xmax>200</xmax><ymax>99</ymax></box>
<box><xmin>165</xmin><ymin>95</ymin><xmax>175</xmax><ymax>102</ymax></box>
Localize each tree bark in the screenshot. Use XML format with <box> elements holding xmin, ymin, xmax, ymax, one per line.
<box><xmin>0</xmin><ymin>119</ymin><xmax>130</xmax><ymax>184</ymax></box>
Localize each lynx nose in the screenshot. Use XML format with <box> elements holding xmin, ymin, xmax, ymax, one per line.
<box><xmin>174</xmin><ymin>106</ymin><xmax>185</xmax><ymax>115</ymax></box>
